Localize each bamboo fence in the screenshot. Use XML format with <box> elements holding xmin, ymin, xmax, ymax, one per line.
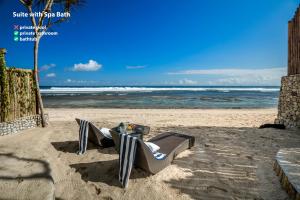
<box><xmin>0</xmin><ymin>49</ymin><xmax>37</xmax><ymax>122</ymax></box>
<box><xmin>288</xmin><ymin>6</ymin><xmax>300</xmax><ymax>75</ymax></box>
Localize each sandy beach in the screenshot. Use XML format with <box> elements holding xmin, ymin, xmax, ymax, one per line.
<box><xmin>2</xmin><ymin>0</ymin><xmax>300</xmax><ymax>199</ymax></box>
<box><xmin>0</xmin><ymin>108</ymin><xmax>299</xmax><ymax>200</ymax></box>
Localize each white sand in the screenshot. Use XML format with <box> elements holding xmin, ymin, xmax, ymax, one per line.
<box><xmin>0</xmin><ymin>108</ymin><xmax>299</xmax><ymax>200</ymax></box>
<box><xmin>48</xmin><ymin>108</ymin><xmax>278</xmax><ymax>127</ymax></box>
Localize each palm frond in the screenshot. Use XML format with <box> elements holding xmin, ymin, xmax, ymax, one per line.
<box><xmin>20</xmin><ymin>0</ymin><xmax>33</xmax><ymax>6</ymax></box>
<box><xmin>33</xmin><ymin>0</ymin><xmax>85</xmax><ymax>11</ymax></box>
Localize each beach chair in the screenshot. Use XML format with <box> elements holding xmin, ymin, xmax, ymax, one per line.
<box><xmin>75</xmin><ymin>118</ymin><xmax>114</xmax><ymax>148</ymax></box>
<box><xmin>111</xmin><ymin>130</ymin><xmax>195</xmax><ymax>174</ymax></box>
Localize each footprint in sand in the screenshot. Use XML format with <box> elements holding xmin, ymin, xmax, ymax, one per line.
<box><xmin>102</xmin><ymin>196</ymin><xmax>113</xmax><ymax>200</ymax></box>
<box><xmin>246</xmin><ymin>155</ymin><xmax>253</xmax><ymax>160</ymax></box>
<box><xmin>94</xmin><ymin>185</ymin><xmax>101</xmax><ymax>195</ymax></box>
<box><xmin>207</xmin><ymin>185</ymin><xmax>228</xmax><ymax>193</ymax></box>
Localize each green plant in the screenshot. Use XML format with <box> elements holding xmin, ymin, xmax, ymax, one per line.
<box><xmin>0</xmin><ymin>50</ymin><xmax>9</xmax><ymax>122</ymax></box>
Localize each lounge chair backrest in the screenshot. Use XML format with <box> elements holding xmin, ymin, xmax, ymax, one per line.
<box><xmin>135</xmin><ymin>139</ymin><xmax>159</xmax><ymax>172</ymax></box>
<box><xmin>75</xmin><ymin>118</ymin><xmax>116</xmax><ymax>148</ymax></box>
<box><xmin>75</xmin><ymin>118</ymin><xmax>99</xmax><ymax>144</ymax></box>
<box><xmin>77</xmin><ymin>119</ymin><xmax>89</xmax><ymax>154</ymax></box>
<box><xmin>118</xmin><ymin>133</ymin><xmax>138</xmax><ymax>188</ymax></box>
<box><xmin>110</xmin><ymin>129</ymin><xmax>121</xmax><ymax>152</ymax></box>
<box><xmin>110</xmin><ymin>130</ymin><xmax>157</xmax><ymax>173</ymax></box>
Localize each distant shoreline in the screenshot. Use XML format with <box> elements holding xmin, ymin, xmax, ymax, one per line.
<box><xmin>41</xmin><ymin>85</ymin><xmax>279</xmax><ymax>109</ymax></box>
<box><xmin>44</xmin><ymin>106</ymin><xmax>277</xmax><ymax>109</ymax></box>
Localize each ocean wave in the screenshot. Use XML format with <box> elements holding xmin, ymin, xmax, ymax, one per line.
<box><xmin>40</xmin><ymin>87</ymin><xmax>280</xmax><ymax>93</ymax></box>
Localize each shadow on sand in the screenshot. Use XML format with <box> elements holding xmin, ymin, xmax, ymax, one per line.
<box><xmin>51</xmin><ymin>141</ymin><xmax>97</xmax><ymax>154</ymax></box>
<box><xmin>70</xmin><ymin>159</ymin><xmax>120</xmax><ymax>186</ymax></box>
<box><xmin>54</xmin><ymin>125</ymin><xmax>299</xmax><ymax>198</ymax></box>
<box><xmin>51</xmin><ymin>141</ymin><xmax>117</xmax><ymax>155</ymax></box>
<box><xmin>160</xmin><ymin>126</ymin><xmax>300</xmax><ymax>200</ymax></box>
<box><xmin>0</xmin><ymin>153</ymin><xmax>53</xmax><ymax>182</ymax></box>
<box><xmin>70</xmin><ymin>159</ymin><xmax>150</xmax><ymax>187</ymax></box>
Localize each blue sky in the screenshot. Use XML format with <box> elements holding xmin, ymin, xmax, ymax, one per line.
<box><xmin>0</xmin><ymin>0</ymin><xmax>299</xmax><ymax>86</ymax></box>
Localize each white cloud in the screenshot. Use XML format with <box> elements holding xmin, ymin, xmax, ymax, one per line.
<box><xmin>168</xmin><ymin>68</ymin><xmax>285</xmax><ymax>76</ymax></box>
<box><xmin>40</xmin><ymin>63</ymin><xmax>56</xmax><ymax>71</ymax></box>
<box><xmin>65</xmin><ymin>79</ymin><xmax>99</xmax><ymax>84</ymax></box>
<box><xmin>72</xmin><ymin>60</ymin><xmax>102</xmax><ymax>71</ymax></box>
<box><xmin>168</xmin><ymin>68</ymin><xmax>286</xmax><ymax>86</ymax></box>
<box><xmin>46</xmin><ymin>73</ymin><xmax>56</xmax><ymax>78</ymax></box>
<box><xmin>178</xmin><ymin>79</ymin><xmax>198</xmax><ymax>85</ymax></box>
<box><xmin>126</xmin><ymin>65</ymin><xmax>146</xmax><ymax>69</ymax></box>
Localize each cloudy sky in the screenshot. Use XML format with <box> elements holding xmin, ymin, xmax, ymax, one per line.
<box><xmin>1</xmin><ymin>0</ymin><xmax>299</xmax><ymax>86</ymax></box>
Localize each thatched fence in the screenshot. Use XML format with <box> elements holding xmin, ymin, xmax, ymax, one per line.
<box><xmin>0</xmin><ymin>48</ymin><xmax>47</xmax><ymax>136</ymax></box>
<box><xmin>0</xmin><ymin>49</ymin><xmax>38</xmax><ymax>122</ymax></box>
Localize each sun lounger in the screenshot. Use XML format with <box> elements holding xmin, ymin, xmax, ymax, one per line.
<box><xmin>111</xmin><ymin>130</ymin><xmax>195</xmax><ymax>187</ymax></box>
<box><xmin>135</xmin><ymin>132</ymin><xmax>195</xmax><ymax>174</ymax></box>
<box><xmin>75</xmin><ymin>118</ymin><xmax>114</xmax><ymax>149</ymax></box>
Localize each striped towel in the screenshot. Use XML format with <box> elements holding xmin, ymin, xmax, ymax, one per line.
<box><xmin>119</xmin><ymin>133</ymin><xmax>137</xmax><ymax>188</ymax></box>
<box><xmin>77</xmin><ymin>119</ymin><xmax>89</xmax><ymax>155</ymax></box>
<box><xmin>153</xmin><ymin>152</ymin><xmax>166</xmax><ymax>160</ymax></box>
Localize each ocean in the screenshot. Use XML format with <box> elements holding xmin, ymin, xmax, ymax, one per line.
<box><xmin>40</xmin><ymin>86</ymin><xmax>280</xmax><ymax>109</ymax></box>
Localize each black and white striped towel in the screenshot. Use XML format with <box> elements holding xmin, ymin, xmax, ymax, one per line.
<box><xmin>78</xmin><ymin>119</ymin><xmax>89</xmax><ymax>155</ymax></box>
<box><xmin>153</xmin><ymin>152</ymin><xmax>166</xmax><ymax>160</ymax></box>
<box><xmin>119</xmin><ymin>133</ymin><xmax>137</xmax><ymax>188</ymax></box>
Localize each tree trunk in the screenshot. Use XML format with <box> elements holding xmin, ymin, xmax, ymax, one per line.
<box><xmin>34</xmin><ymin>39</ymin><xmax>47</xmax><ymax>127</ymax></box>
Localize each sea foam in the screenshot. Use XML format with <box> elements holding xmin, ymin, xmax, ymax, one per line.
<box><xmin>40</xmin><ymin>87</ymin><xmax>280</xmax><ymax>93</ymax></box>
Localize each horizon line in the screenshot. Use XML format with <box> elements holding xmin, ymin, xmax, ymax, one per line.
<box><xmin>40</xmin><ymin>85</ymin><xmax>281</xmax><ymax>87</ymax></box>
